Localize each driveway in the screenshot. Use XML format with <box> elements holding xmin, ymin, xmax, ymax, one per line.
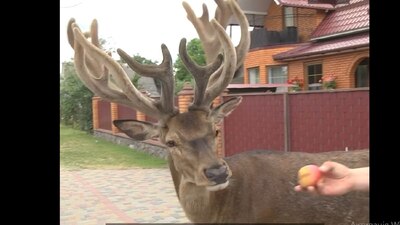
<box><xmin>60</xmin><ymin>168</ymin><xmax>189</xmax><ymax>224</ymax></box>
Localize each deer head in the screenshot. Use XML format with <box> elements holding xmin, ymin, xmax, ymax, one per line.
<box><xmin>67</xmin><ymin>0</ymin><xmax>249</xmax><ymax>192</ymax></box>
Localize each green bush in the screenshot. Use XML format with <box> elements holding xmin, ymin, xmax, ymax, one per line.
<box><xmin>60</xmin><ymin>61</ymin><xmax>94</xmax><ymax>132</ymax></box>
<box><xmin>173</xmin><ymin>38</ymin><xmax>205</xmax><ymax>93</ymax></box>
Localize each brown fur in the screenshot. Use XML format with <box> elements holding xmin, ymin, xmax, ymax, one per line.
<box><xmin>169</xmin><ymin>149</ymin><xmax>369</xmax><ymax>224</ymax></box>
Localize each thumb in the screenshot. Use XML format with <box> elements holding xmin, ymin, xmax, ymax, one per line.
<box><xmin>319</xmin><ymin>161</ymin><xmax>336</xmax><ymax>174</ymax></box>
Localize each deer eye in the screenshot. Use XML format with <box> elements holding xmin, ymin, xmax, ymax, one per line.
<box><xmin>166</xmin><ymin>140</ymin><xmax>177</xmax><ymax>147</ymax></box>
<box><xmin>215</xmin><ymin>130</ymin><xmax>220</xmax><ymax>137</ymax></box>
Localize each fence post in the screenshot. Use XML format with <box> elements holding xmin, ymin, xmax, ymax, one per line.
<box><xmin>213</xmin><ymin>94</ymin><xmax>225</xmax><ymax>158</ymax></box>
<box><xmin>136</xmin><ymin>90</ymin><xmax>149</xmax><ymax>121</ymax></box>
<box><xmin>283</xmin><ymin>92</ymin><xmax>291</xmax><ymax>152</ymax></box>
<box><xmin>178</xmin><ymin>82</ymin><xmax>194</xmax><ymax>113</ymax></box>
<box><xmin>111</xmin><ymin>102</ymin><xmax>119</xmax><ymax>134</ymax></box>
<box><xmin>92</xmin><ymin>96</ymin><xmax>101</xmax><ymax>130</ymax></box>
<box><xmin>136</xmin><ymin>111</ymin><xmax>146</xmax><ymax>121</ymax></box>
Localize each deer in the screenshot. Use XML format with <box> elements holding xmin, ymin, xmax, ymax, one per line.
<box><xmin>66</xmin><ymin>0</ymin><xmax>369</xmax><ymax>224</ymax></box>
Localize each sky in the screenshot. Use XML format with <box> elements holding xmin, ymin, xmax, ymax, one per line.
<box><xmin>60</xmin><ymin>0</ymin><xmax>241</xmax><ymax>71</ymax></box>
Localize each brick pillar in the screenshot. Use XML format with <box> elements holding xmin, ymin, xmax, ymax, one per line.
<box><xmin>136</xmin><ymin>111</ymin><xmax>146</xmax><ymax>121</ymax></box>
<box><xmin>212</xmin><ymin>95</ymin><xmax>223</xmax><ymax>157</ymax></box>
<box><xmin>111</xmin><ymin>102</ymin><xmax>119</xmax><ymax>134</ymax></box>
<box><xmin>136</xmin><ymin>90</ymin><xmax>149</xmax><ymax>121</ymax></box>
<box><xmin>213</xmin><ymin>89</ymin><xmax>229</xmax><ymax>158</ymax></box>
<box><xmin>178</xmin><ymin>82</ymin><xmax>194</xmax><ymax>113</ymax></box>
<box><xmin>92</xmin><ymin>96</ymin><xmax>101</xmax><ymax>130</ymax></box>
<box><xmin>212</xmin><ymin>95</ymin><xmax>222</xmax><ymax>107</ymax></box>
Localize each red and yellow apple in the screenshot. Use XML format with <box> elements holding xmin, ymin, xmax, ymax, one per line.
<box><xmin>297</xmin><ymin>165</ymin><xmax>322</xmax><ymax>188</ymax></box>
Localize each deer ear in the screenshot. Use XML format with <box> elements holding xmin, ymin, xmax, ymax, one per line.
<box><xmin>210</xmin><ymin>96</ymin><xmax>242</xmax><ymax>124</ymax></box>
<box><xmin>113</xmin><ymin>120</ymin><xmax>159</xmax><ymax>141</ymax></box>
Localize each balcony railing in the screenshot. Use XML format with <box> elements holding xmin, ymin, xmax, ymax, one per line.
<box><xmin>250</xmin><ymin>26</ymin><xmax>299</xmax><ymax>49</ymax></box>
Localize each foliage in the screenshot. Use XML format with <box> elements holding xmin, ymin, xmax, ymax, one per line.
<box><xmin>320</xmin><ymin>74</ymin><xmax>337</xmax><ymax>89</ymax></box>
<box><xmin>174</xmin><ymin>38</ymin><xmax>206</xmax><ymax>93</ymax></box>
<box><xmin>287</xmin><ymin>76</ymin><xmax>304</xmax><ymax>92</ymax></box>
<box><xmin>60</xmin><ymin>125</ymin><xmax>167</xmax><ymax>169</ymax></box>
<box><xmin>99</xmin><ymin>38</ymin><xmax>116</xmax><ymax>55</ymax></box>
<box><xmin>60</xmin><ymin>61</ymin><xmax>94</xmax><ymax>132</ymax></box>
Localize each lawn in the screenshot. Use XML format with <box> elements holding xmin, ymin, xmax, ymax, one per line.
<box><xmin>60</xmin><ymin>125</ymin><xmax>167</xmax><ymax>170</ymax></box>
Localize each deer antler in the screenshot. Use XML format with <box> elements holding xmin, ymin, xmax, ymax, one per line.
<box><xmin>117</xmin><ymin>46</ymin><xmax>176</xmax><ymax>116</ymax></box>
<box><xmin>67</xmin><ymin>0</ymin><xmax>248</xmax><ymax>118</ymax></box>
<box><xmin>67</xmin><ymin>19</ymin><xmax>178</xmax><ymax>120</ymax></box>
<box><xmin>179</xmin><ymin>38</ymin><xmax>223</xmax><ymax>109</ymax></box>
<box><xmin>182</xmin><ymin>0</ymin><xmax>233</xmax><ymax>64</ymax></box>
<box><xmin>181</xmin><ymin>0</ymin><xmax>250</xmax><ymax>110</ymax></box>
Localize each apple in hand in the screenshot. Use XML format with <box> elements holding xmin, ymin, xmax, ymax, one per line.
<box><xmin>298</xmin><ymin>165</ymin><xmax>322</xmax><ymax>188</ymax></box>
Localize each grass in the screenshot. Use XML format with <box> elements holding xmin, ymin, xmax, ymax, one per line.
<box><xmin>60</xmin><ymin>125</ymin><xmax>167</xmax><ymax>170</ymax></box>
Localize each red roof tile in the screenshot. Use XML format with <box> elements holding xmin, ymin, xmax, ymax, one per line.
<box><xmin>335</xmin><ymin>0</ymin><xmax>366</xmax><ymax>8</ymax></box>
<box><xmin>311</xmin><ymin>0</ymin><xmax>369</xmax><ymax>39</ymax></box>
<box><xmin>276</xmin><ymin>0</ymin><xmax>335</xmax><ymax>10</ymax></box>
<box><xmin>273</xmin><ymin>33</ymin><xmax>369</xmax><ymax>60</ymax></box>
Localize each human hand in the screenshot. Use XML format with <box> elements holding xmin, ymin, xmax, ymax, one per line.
<box><xmin>294</xmin><ymin>161</ymin><xmax>368</xmax><ymax>196</ymax></box>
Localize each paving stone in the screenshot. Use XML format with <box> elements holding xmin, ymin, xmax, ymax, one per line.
<box><xmin>60</xmin><ymin>168</ymin><xmax>189</xmax><ymax>224</ymax></box>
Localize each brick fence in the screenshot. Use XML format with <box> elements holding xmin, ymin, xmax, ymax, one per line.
<box><xmin>92</xmin><ymin>86</ymin><xmax>369</xmax><ymax>157</ymax></box>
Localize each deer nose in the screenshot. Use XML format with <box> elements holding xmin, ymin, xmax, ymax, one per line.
<box><xmin>204</xmin><ymin>165</ymin><xmax>229</xmax><ymax>184</ymax></box>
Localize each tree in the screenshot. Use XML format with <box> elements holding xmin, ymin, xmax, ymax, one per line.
<box><xmin>174</xmin><ymin>38</ymin><xmax>205</xmax><ymax>93</ymax></box>
<box><xmin>60</xmin><ymin>61</ymin><xmax>94</xmax><ymax>132</ymax></box>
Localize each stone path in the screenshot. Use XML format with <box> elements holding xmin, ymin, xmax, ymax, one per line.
<box><xmin>60</xmin><ymin>168</ymin><xmax>189</xmax><ymax>225</ymax></box>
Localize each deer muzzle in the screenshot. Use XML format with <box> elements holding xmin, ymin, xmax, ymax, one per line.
<box><xmin>205</xmin><ymin>165</ymin><xmax>229</xmax><ymax>183</ymax></box>
<box><xmin>204</xmin><ymin>164</ymin><xmax>231</xmax><ymax>191</ymax></box>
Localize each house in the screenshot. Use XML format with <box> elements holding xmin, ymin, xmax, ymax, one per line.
<box><xmin>231</xmin><ymin>0</ymin><xmax>369</xmax><ymax>91</ymax></box>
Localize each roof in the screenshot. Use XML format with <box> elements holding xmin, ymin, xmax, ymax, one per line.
<box><xmin>275</xmin><ymin>0</ymin><xmax>335</xmax><ymax>10</ymax></box>
<box><xmin>273</xmin><ymin>33</ymin><xmax>369</xmax><ymax>61</ymax></box>
<box><xmin>121</xmin><ymin>64</ymin><xmax>160</xmax><ymax>97</ymax></box>
<box><xmin>311</xmin><ymin>0</ymin><xmax>369</xmax><ymax>39</ymax></box>
<box><xmin>276</xmin><ymin>0</ymin><xmax>367</xmax><ymax>9</ymax></box>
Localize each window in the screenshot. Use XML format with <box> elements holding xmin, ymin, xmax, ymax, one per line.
<box><xmin>246</xmin><ymin>14</ymin><xmax>266</xmax><ymax>28</ymax></box>
<box><xmin>355</xmin><ymin>58</ymin><xmax>369</xmax><ymax>87</ymax></box>
<box><xmin>231</xmin><ymin>68</ymin><xmax>244</xmax><ymax>84</ymax></box>
<box><xmin>268</xmin><ymin>66</ymin><xmax>288</xmax><ymax>84</ymax></box>
<box><xmin>306</xmin><ymin>63</ymin><xmax>323</xmax><ymax>90</ymax></box>
<box><xmin>284</xmin><ymin>7</ymin><xmax>295</xmax><ymax>27</ymax></box>
<box><xmin>248</xmin><ymin>67</ymin><xmax>260</xmax><ymax>84</ymax></box>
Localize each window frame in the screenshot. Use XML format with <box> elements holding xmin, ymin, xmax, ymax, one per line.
<box><xmin>247</xmin><ymin>67</ymin><xmax>260</xmax><ymax>84</ymax></box>
<box><xmin>305</xmin><ymin>62</ymin><xmax>323</xmax><ymax>90</ymax></box>
<box><xmin>355</xmin><ymin>58</ymin><xmax>369</xmax><ymax>88</ymax></box>
<box><xmin>267</xmin><ymin>65</ymin><xmax>288</xmax><ymax>84</ymax></box>
<box><xmin>283</xmin><ymin>7</ymin><xmax>296</xmax><ymax>28</ymax></box>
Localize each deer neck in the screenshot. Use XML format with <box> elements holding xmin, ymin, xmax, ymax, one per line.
<box><xmin>179</xmin><ymin>180</ymin><xmax>222</xmax><ymax>222</ymax></box>
<box><xmin>168</xmin><ymin>153</ymin><xmax>220</xmax><ymax>222</ymax></box>
<box><xmin>179</xmin><ymin>181</ymin><xmax>210</xmax><ymax>207</ymax></box>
